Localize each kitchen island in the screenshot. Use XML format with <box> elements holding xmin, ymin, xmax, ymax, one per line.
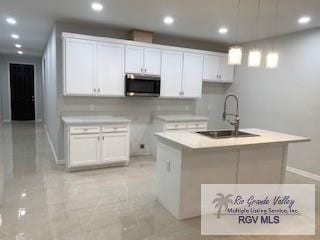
<box><xmin>154</xmin><ymin>128</ymin><xmax>310</xmax><ymax>220</ymax></box>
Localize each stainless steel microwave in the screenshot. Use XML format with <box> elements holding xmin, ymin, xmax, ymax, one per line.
<box><xmin>125</xmin><ymin>74</ymin><xmax>161</xmax><ymax>97</ymax></box>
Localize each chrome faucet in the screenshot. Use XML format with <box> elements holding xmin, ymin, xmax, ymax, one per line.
<box><xmin>223</xmin><ymin>94</ymin><xmax>240</xmax><ymax>136</ymax></box>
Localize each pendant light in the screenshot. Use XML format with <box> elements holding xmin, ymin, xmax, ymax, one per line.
<box><xmin>228</xmin><ymin>0</ymin><xmax>242</xmax><ymax>65</ymax></box>
<box><xmin>266</xmin><ymin>0</ymin><xmax>280</xmax><ymax>69</ymax></box>
<box><xmin>248</xmin><ymin>0</ymin><xmax>262</xmax><ymax>67</ymax></box>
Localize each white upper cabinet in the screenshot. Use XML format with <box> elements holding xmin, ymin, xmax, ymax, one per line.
<box><xmin>65</xmin><ymin>38</ymin><xmax>96</xmax><ymax>95</ymax></box>
<box><xmin>160</xmin><ymin>50</ymin><xmax>183</xmax><ymax>98</ymax></box>
<box><xmin>182</xmin><ymin>53</ymin><xmax>203</xmax><ymax>98</ymax></box>
<box><xmin>63</xmin><ymin>33</ymin><xmax>233</xmax><ymax>98</ymax></box>
<box><xmin>64</xmin><ymin>38</ymin><xmax>125</xmax><ymax>97</ymax></box>
<box><xmin>96</xmin><ymin>42</ymin><xmax>125</xmax><ymax>96</ymax></box>
<box><xmin>218</xmin><ymin>55</ymin><xmax>234</xmax><ymax>82</ymax></box>
<box><xmin>125</xmin><ymin>46</ymin><xmax>161</xmax><ymax>75</ymax></box>
<box><xmin>203</xmin><ymin>55</ymin><xmax>219</xmax><ymax>81</ymax></box>
<box><xmin>125</xmin><ymin>46</ymin><xmax>144</xmax><ymax>74</ymax></box>
<box><xmin>202</xmin><ymin>54</ymin><xmax>234</xmax><ymax>83</ymax></box>
<box><xmin>144</xmin><ymin>48</ymin><xmax>161</xmax><ymax>75</ymax></box>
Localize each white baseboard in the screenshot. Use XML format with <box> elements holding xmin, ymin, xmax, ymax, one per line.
<box><xmin>3</xmin><ymin>119</ymin><xmax>43</xmax><ymax>123</ymax></box>
<box><xmin>55</xmin><ymin>159</ymin><xmax>66</xmax><ymax>165</ymax></box>
<box><xmin>45</xmin><ymin>130</ymin><xmax>65</xmax><ymax>165</ymax></box>
<box><xmin>286</xmin><ymin>166</ymin><xmax>320</xmax><ymax>182</ymax></box>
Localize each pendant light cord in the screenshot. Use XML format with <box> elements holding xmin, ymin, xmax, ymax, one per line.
<box><xmin>254</xmin><ymin>0</ymin><xmax>261</xmax><ymax>48</ymax></box>
<box><xmin>273</xmin><ymin>0</ymin><xmax>280</xmax><ymax>50</ymax></box>
<box><xmin>234</xmin><ymin>0</ymin><xmax>241</xmax><ymax>44</ymax></box>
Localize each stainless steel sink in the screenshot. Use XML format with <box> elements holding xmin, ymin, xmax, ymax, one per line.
<box><xmin>196</xmin><ymin>130</ymin><xmax>259</xmax><ymax>139</ymax></box>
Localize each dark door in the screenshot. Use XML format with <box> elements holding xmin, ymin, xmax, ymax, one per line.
<box><xmin>10</xmin><ymin>64</ymin><xmax>35</xmax><ymax>121</ymax></box>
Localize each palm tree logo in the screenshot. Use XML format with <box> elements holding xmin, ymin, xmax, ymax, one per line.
<box><xmin>212</xmin><ymin>193</ymin><xmax>233</xmax><ymax>219</ymax></box>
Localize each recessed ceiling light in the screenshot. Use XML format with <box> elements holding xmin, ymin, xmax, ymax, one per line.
<box><xmin>11</xmin><ymin>34</ymin><xmax>19</xmax><ymax>39</ymax></box>
<box><xmin>298</xmin><ymin>16</ymin><xmax>311</xmax><ymax>24</ymax></box>
<box><xmin>15</xmin><ymin>44</ymin><xmax>22</xmax><ymax>48</ymax></box>
<box><xmin>6</xmin><ymin>17</ymin><xmax>17</xmax><ymax>25</ymax></box>
<box><xmin>163</xmin><ymin>16</ymin><xmax>174</xmax><ymax>25</ymax></box>
<box><xmin>218</xmin><ymin>27</ymin><xmax>228</xmax><ymax>34</ymax></box>
<box><xmin>91</xmin><ymin>2</ymin><xmax>104</xmax><ymax>11</ymax></box>
<box><xmin>17</xmin><ymin>50</ymin><xmax>23</xmax><ymax>55</ymax></box>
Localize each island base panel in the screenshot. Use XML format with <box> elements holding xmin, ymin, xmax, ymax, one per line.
<box><xmin>156</xmin><ymin>141</ymin><xmax>288</xmax><ymax>220</ymax></box>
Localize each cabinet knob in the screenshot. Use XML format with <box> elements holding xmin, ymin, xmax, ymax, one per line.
<box><xmin>97</xmin><ymin>88</ymin><xmax>100</xmax><ymax>93</ymax></box>
<box><xmin>93</xmin><ymin>88</ymin><xmax>96</xmax><ymax>92</ymax></box>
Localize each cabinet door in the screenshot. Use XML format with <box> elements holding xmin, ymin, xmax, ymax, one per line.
<box><xmin>65</xmin><ymin>38</ymin><xmax>96</xmax><ymax>95</ymax></box>
<box><xmin>101</xmin><ymin>133</ymin><xmax>129</xmax><ymax>163</ymax></box>
<box><xmin>160</xmin><ymin>50</ymin><xmax>183</xmax><ymax>98</ymax></box>
<box><xmin>203</xmin><ymin>55</ymin><xmax>219</xmax><ymax>81</ymax></box>
<box><xmin>218</xmin><ymin>55</ymin><xmax>234</xmax><ymax>82</ymax></box>
<box><xmin>96</xmin><ymin>42</ymin><xmax>125</xmax><ymax>96</ymax></box>
<box><xmin>69</xmin><ymin>134</ymin><xmax>100</xmax><ymax>168</ymax></box>
<box><xmin>182</xmin><ymin>53</ymin><xmax>203</xmax><ymax>98</ymax></box>
<box><xmin>144</xmin><ymin>48</ymin><xmax>161</xmax><ymax>75</ymax></box>
<box><xmin>125</xmin><ymin>46</ymin><xmax>144</xmax><ymax>74</ymax></box>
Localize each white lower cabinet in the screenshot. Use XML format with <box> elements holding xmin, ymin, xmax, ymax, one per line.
<box><xmin>101</xmin><ymin>133</ymin><xmax>129</xmax><ymax>163</ymax></box>
<box><xmin>69</xmin><ymin>134</ymin><xmax>100</xmax><ymax>168</ymax></box>
<box><xmin>67</xmin><ymin>124</ymin><xmax>130</xmax><ymax>170</ymax></box>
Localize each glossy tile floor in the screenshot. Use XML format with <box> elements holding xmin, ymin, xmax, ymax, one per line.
<box><xmin>0</xmin><ymin>122</ymin><xmax>319</xmax><ymax>240</ymax></box>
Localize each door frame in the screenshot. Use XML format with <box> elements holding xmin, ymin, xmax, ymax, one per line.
<box><xmin>7</xmin><ymin>62</ymin><xmax>38</xmax><ymax>121</ymax></box>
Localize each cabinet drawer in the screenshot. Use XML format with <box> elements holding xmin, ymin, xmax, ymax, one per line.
<box><xmin>102</xmin><ymin>124</ymin><xmax>129</xmax><ymax>133</ymax></box>
<box><xmin>70</xmin><ymin>126</ymin><xmax>100</xmax><ymax>134</ymax></box>
<box><xmin>187</xmin><ymin>121</ymin><xmax>207</xmax><ymax>129</ymax></box>
<box><xmin>165</xmin><ymin>122</ymin><xmax>187</xmax><ymax>130</ymax></box>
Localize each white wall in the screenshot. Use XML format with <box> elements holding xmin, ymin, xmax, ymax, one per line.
<box><xmin>0</xmin><ymin>55</ymin><xmax>3</xmax><ymax>123</ymax></box>
<box><xmin>42</xmin><ymin>21</ymin><xmax>228</xmax><ymax>162</ymax></box>
<box><xmin>0</xmin><ymin>54</ymin><xmax>43</xmax><ymax>121</ymax></box>
<box><xmin>226</xmin><ymin>28</ymin><xmax>320</xmax><ymax>175</ymax></box>
<box><xmin>42</xmin><ymin>27</ymin><xmax>59</xmax><ymax>160</ymax></box>
<box><xmin>196</xmin><ymin>82</ymin><xmax>228</xmax><ymax>129</ymax></box>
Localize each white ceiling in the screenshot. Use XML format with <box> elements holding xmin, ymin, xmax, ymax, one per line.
<box><xmin>1</xmin><ymin>0</ymin><xmax>320</xmax><ymax>56</ymax></box>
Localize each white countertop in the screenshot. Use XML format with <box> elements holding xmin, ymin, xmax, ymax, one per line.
<box><xmin>62</xmin><ymin>116</ymin><xmax>131</xmax><ymax>124</ymax></box>
<box><xmin>155</xmin><ymin>114</ymin><xmax>208</xmax><ymax>122</ymax></box>
<box><xmin>155</xmin><ymin>128</ymin><xmax>310</xmax><ymax>149</ymax></box>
